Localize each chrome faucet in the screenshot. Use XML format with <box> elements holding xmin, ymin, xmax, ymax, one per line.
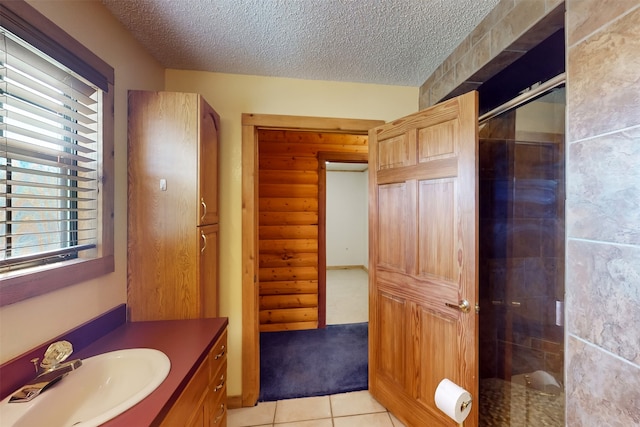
<box><xmin>9</xmin><ymin>340</ymin><xmax>82</xmax><ymax>403</ymax></box>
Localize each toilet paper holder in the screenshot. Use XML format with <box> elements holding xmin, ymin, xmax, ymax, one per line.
<box><xmin>460</xmin><ymin>398</ymin><xmax>472</xmax><ymax>411</ymax></box>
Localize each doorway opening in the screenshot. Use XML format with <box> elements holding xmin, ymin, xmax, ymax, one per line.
<box><xmin>241</xmin><ymin>114</ymin><xmax>383</xmax><ymax>406</ymax></box>
<box><xmin>319</xmin><ymin>154</ymin><xmax>368</xmax><ymax>327</ymax></box>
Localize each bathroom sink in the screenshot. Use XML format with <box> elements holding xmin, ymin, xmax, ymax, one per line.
<box><xmin>0</xmin><ymin>348</ymin><xmax>170</xmax><ymax>427</ymax></box>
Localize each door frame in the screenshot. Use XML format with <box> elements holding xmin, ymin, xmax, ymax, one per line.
<box><xmin>241</xmin><ymin>113</ymin><xmax>384</xmax><ymax>406</ymax></box>
<box><xmin>317</xmin><ymin>152</ymin><xmax>369</xmax><ymax>328</ymax></box>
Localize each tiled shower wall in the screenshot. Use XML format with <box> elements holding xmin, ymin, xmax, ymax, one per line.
<box><xmin>421</xmin><ymin>0</ymin><xmax>640</xmax><ymax>425</ymax></box>
<box><xmin>565</xmin><ymin>1</ymin><xmax>640</xmax><ymax>425</ymax></box>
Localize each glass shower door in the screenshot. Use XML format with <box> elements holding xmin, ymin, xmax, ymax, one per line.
<box><xmin>478</xmin><ymin>86</ymin><xmax>565</xmax><ymax>426</ymax></box>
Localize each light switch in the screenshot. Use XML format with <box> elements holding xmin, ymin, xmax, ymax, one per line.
<box><xmin>160</xmin><ymin>178</ymin><xmax>167</xmax><ymax>191</ymax></box>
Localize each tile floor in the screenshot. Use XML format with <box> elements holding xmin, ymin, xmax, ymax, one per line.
<box><xmin>325</xmin><ymin>268</ymin><xmax>368</xmax><ymax>325</ymax></box>
<box><xmin>228</xmin><ymin>390</ymin><xmax>406</xmax><ymax>427</ymax></box>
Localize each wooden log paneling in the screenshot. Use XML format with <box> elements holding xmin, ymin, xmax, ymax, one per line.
<box><xmin>259</xmin><ymin>142</ymin><xmax>368</xmax><ymax>157</ymax></box>
<box><xmin>260</xmin><ymin>170</ymin><xmax>318</xmax><ymax>185</ymax></box>
<box><xmin>260</xmin><ymin>211</ymin><xmax>318</xmax><ymax>226</ymax></box>
<box><xmin>258</xmin><ymin>130</ymin><xmax>367</xmax><ymax>146</ymax></box>
<box><xmin>259</xmin><ymin>183</ymin><xmax>318</xmax><ymax>198</ymax></box>
<box><xmin>260</xmin><ymin>155</ymin><xmax>318</xmax><ymax>171</ymax></box>
<box><xmin>259</xmin><ymin>266</ymin><xmax>318</xmax><ymax>282</ymax></box>
<box><xmin>260</xmin><ymin>294</ymin><xmax>318</xmax><ymax>310</ymax></box>
<box><xmin>259</xmin><ymin>252</ymin><xmax>318</xmax><ymax>268</ymax></box>
<box><xmin>259</xmin><ymin>198</ymin><xmax>318</xmax><ymax>212</ymax></box>
<box><xmin>259</xmin><ymin>307</ymin><xmax>318</xmax><ymax>324</ymax></box>
<box><xmin>260</xmin><ymin>322</ymin><xmax>318</xmax><ymax>332</ymax></box>
<box><xmin>260</xmin><ymin>280</ymin><xmax>318</xmax><ymax>295</ymax></box>
<box><xmin>259</xmin><ymin>225</ymin><xmax>318</xmax><ymax>240</ymax></box>
<box><xmin>257</xmin><ymin>129</ymin><xmax>368</xmax><ymax>331</ymax></box>
<box><xmin>259</xmin><ymin>239</ymin><xmax>318</xmax><ymax>253</ymax></box>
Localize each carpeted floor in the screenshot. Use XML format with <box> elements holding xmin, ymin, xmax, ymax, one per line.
<box><xmin>259</xmin><ymin>322</ymin><xmax>368</xmax><ymax>402</ymax></box>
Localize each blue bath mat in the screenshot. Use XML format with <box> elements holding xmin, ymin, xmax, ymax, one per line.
<box><xmin>259</xmin><ymin>322</ymin><xmax>368</xmax><ymax>401</ymax></box>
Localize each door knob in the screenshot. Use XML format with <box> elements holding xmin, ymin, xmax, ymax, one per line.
<box><xmin>445</xmin><ymin>299</ymin><xmax>471</xmax><ymax>313</ymax></box>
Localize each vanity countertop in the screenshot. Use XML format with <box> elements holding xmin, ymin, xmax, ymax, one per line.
<box><xmin>74</xmin><ymin>317</ymin><xmax>228</xmax><ymax>427</ymax></box>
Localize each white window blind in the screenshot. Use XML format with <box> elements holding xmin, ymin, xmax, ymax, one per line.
<box><xmin>1</xmin><ymin>28</ymin><xmax>100</xmax><ymax>272</ymax></box>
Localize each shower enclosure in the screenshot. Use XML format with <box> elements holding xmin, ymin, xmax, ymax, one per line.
<box><xmin>478</xmin><ymin>85</ymin><xmax>566</xmax><ymax>426</ymax></box>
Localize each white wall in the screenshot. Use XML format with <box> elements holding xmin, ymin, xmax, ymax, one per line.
<box><xmin>165</xmin><ymin>69</ymin><xmax>418</xmax><ymax>396</ymax></box>
<box><xmin>326</xmin><ymin>169</ymin><xmax>369</xmax><ymax>268</ymax></box>
<box><xmin>0</xmin><ymin>1</ymin><xmax>164</xmax><ymax>364</ymax></box>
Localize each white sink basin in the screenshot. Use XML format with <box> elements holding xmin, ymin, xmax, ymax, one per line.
<box><xmin>0</xmin><ymin>348</ymin><xmax>170</xmax><ymax>427</ymax></box>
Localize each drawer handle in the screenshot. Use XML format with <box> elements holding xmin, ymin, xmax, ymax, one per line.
<box><xmin>213</xmin><ymin>403</ymin><xmax>225</xmax><ymax>424</ymax></box>
<box><xmin>214</xmin><ymin>374</ymin><xmax>225</xmax><ymax>392</ymax></box>
<box><xmin>214</xmin><ymin>345</ymin><xmax>226</xmax><ymax>360</ymax></box>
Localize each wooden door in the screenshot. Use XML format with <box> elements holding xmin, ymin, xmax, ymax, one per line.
<box><xmin>200</xmin><ymin>224</ymin><xmax>219</xmax><ymax>318</ymax></box>
<box><xmin>199</xmin><ymin>97</ymin><xmax>220</xmax><ymax>226</ymax></box>
<box><xmin>368</xmin><ymin>91</ymin><xmax>479</xmax><ymax>426</ymax></box>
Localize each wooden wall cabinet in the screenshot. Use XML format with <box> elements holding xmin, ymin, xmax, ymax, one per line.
<box><xmin>160</xmin><ymin>329</ymin><xmax>228</xmax><ymax>427</ymax></box>
<box><xmin>127</xmin><ymin>90</ymin><xmax>220</xmax><ymax>321</ymax></box>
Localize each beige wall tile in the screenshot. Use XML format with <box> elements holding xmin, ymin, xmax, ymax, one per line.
<box><xmin>566</xmin><ymin>337</ymin><xmax>640</xmax><ymax>426</ymax></box>
<box><xmin>491</xmin><ymin>0</ymin><xmax>547</xmax><ymax>54</ymax></box>
<box><xmin>456</xmin><ymin>33</ymin><xmax>492</xmax><ymax>83</ymax></box>
<box><xmin>443</xmin><ymin>37</ymin><xmax>470</xmax><ymax>76</ymax></box>
<box><xmin>566</xmin><ymin>239</ymin><xmax>640</xmax><ymax>364</ymax></box>
<box><xmin>567</xmin><ymin>7</ymin><xmax>640</xmax><ymax>141</ymax></box>
<box><xmin>567</xmin><ymin>126</ymin><xmax>640</xmax><ymax>244</ymax></box>
<box><xmin>430</xmin><ymin>70</ymin><xmax>457</xmax><ymax>104</ymax></box>
<box><xmin>469</xmin><ymin>0</ymin><xmax>516</xmax><ymax>46</ymax></box>
<box><xmin>567</xmin><ymin>0</ymin><xmax>640</xmax><ymax>46</ymax></box>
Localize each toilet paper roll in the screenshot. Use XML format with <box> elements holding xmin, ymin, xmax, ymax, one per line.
<box><xmin>434</xmin><ymin>378</ymin><xmax>472</xmax><ymax>423</ymax></box>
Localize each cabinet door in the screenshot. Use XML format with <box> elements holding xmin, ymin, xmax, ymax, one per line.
<box><xmin>200</xmin><ymin>224</ymin><xmax>219</xmax><ymax>318</ymax></box>
<box><xmin>199</xmin><ymin>98</ymin><xmax>219</xmax><ymax>226</ymax></box>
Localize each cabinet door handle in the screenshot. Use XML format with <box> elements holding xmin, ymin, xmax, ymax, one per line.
<box><xmin>201</xmin><ymin>231</ymin><xmax>207</xmax><ymax>253</ymax></box>
<box><xmin>213</xmin><ymin>404</ymin><xmax>225</xmax><ymax>424</ymax></box>
<box><xmin>214</xmin><ymin>374</ymin><xmax>225</xmax><ymax>392</ymax></box>
<box><xmin>200</xmin><ymin>197</ymin><xmax>207</xmax><ymax>221</ymax></box>
<box><xmin>214</xmin><ymin>345</ymin><xmax>226</xmax><ymax>360</ymax></box>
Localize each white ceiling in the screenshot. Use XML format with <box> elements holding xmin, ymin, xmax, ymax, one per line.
<box><xmin>101</xmin><ymin>0</ymin><xmax>501</xmax><ymax>87</ymax></box>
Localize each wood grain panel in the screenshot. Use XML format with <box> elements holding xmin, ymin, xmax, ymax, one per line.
<box><xmin>259</xmin><ymin>142</ymin><xmax>368</xmax><ymax>157</ymax></box>
<box><xmin>260</xmin><ymin>280</ymin><xmax>318</xmax><ymax>295</ymax></box>
<box><xmin>418</xmin><ymin>179</ymin><xmax>456</xmax><ymax>280</ymax></box>
<box><xmin>259</xmin><ymin>239</ymin><xmax>317</xmax><ymax>253</ymax></box>
<box><xmin>259</xmin><ymin>183</ymin><xmax>318</xmax><ymax>198</ymax></box>
<box><xmin>259</xmin><ymin>266</ymin><xmax>317</xmax><ymax>281</ymax></box>
<box><xmin>378</xmin><ymin>133</ymin><xmax>416</xmax><ymax>170</ymax></box>
<box><xmin>259</xmin><ymin>198</ymin><xmax>318</xmax><ymax>212</ymax></box>
<box><xmin>260</xmin><ymin>155</ymin><xmax>318</xmax><ymax>171</ymax></box>
<box><xmin>375</xmin><ymin>291</ymin><xmax>406</xmax><ymax>387</ymax></box>
<box><xmin>418</xmin><ymin>119</ymin><xmax>458</xmax><ymax>162</ymax></box>
<box><xmin>413</xmin><ymin>305</ymin><xmax>458</xmax><ymax>411</ymax></box>
<box><xmin>258</xmin><ymin>130</ymin><xmax>367</xmax><ymax>145</ymax></box>
<box><xmin>259</xmin><ymin>307</ymin><xmax>318</xmax><ymax>324</ymax></box>
<box><xmin>259</xmin><ymin>211</ymin><xmax>319</xmax><ymax>226</ymax></box>
<box><xmin>377</xmin><ymin>183</ymin><xmax>410</xmax><ymax>272</ymax></box>
<box><xmin>260</xmin><ymin>321</ymin><xmax>318</xmax><ymax>332</ymax></box>
<box><xmin>259</xmin><ymin>225</ymin><xmax>318</xmax><ymax>240</ymax></box>
<box><xmin>259</xmin><ymin>252</ymin><xmax>318</xmax><ymax>268</ymax></box>
<box><xmin>259</xmin><ymin>170</ymin><xmax>318</xmax><ymax>185</ymax></box>
<box><xmin>260</xmin><ymin>294</ymin><xmax>318</xmax><ymax>310</ymax></box>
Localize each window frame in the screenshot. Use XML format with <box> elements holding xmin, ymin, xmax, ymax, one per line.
<box><xmin>0</xmin><ymin>0</ymin><xmax>114</xmax><ymax>306</ymax></box>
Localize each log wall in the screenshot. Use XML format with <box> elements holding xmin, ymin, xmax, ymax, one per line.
<box><xmin>257</xmin><ymin>129</ymin><xmax>368</xmax><ymax>331</ymax></box>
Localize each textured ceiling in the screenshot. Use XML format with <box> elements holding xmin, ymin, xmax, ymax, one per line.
<box><xmin>101</xmin><ymin>0</ymin><xmax>501</xmax><ymax>87</ymax></box>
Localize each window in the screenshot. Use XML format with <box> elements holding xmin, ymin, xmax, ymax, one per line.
<box><xmin>0</xmin><ymin>1</ymin><xmax>114</xmax><ymax>306</ymax></box>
